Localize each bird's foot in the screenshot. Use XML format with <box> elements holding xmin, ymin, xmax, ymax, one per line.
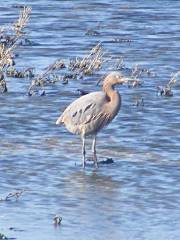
<box><xmin>99</xmin><ymin>158</ymin><xmax>114</xmax><ymax>165</ymax></box>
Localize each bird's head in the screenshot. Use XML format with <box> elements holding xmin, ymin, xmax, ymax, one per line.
<box><xmin>104</xmin><ymin>71</ymin><xmax>129</xmax><ymax>86</ymax></box>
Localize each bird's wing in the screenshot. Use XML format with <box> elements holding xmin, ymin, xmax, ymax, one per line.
<box><xmin>60</xmin><ymin>91</ymin><xmax>107</xmax><ymax>126</ymax></box>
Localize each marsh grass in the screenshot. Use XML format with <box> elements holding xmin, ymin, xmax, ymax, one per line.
<box><xmin>27</xmin><ymin>43</ymin><xmax>104</xmax><ymax>95</ymax></box>
<box><xmin>0</xmin><ymin>6</ymin><xmax>178</xmax><ymax>99</ymax></box>
<box><xmin>28</xmin><ymin>59</ymin><xmax>66</xmax><ymax>95</ymax></box>
<box><xmin>157</xmin><ymin>70</ymin><xmax>180</xmax><ymax>96</ymax></box>
<box><xmin>68</xmin><ymin>42</ymin><xmax>104</xmax><ymax>75</ymax></box>
<box><xmin>127</xmin><ymin>64</ymin><xmax>155</xmax><ymax>88</ymax></box>
<box><xmin>0</xmin><ymin>6</ymin><xmax>31</xmax><ymax>92</ymax></box>
<box><xmin>6</xmin><ymin>66</ymin><xmax>34</xmax><ymax>78</ymax></box>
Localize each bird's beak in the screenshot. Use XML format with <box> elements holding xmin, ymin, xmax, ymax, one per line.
<box><xmin>119</xmin><ymin>77</ymin><xmax>129</xmax><ymax>84</ymax></box>
<box><xmin>123</xmin><ymin>77</ymin><xmax>129</xmax><ymax>83</ymax></box>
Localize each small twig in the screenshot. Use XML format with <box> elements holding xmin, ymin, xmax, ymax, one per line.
<box><xmin>0</xmin><ymin>189</ymin><xmax>26</xmax><ymax>202</ymax></box>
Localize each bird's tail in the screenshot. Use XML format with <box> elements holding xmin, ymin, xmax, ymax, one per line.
<box><xmin>56</xmin><ymin>115</ymin><xmax>63</xmax><ymax>125</ymax></box>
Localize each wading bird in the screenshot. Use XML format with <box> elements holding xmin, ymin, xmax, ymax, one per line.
<box><xmin>56</xmin><ymin>71</ymin><xmax>128</xmax><ymax>168</ymax></box>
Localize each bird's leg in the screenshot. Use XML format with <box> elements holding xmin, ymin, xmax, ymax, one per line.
<box><xmin>82</xmin><ymin>136</ymin><xmax>86</xmax><ymax>169</ymax></box>
<box><xmin>92</xmin><ymin>135</ymin><xmax>98</xmax><ymax>168</ymax></box>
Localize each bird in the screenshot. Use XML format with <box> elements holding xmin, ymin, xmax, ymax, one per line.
<box><xmin>56</xmin><ymin>71</ymin><xmax>128</xmax><ymax>168</ymax></box>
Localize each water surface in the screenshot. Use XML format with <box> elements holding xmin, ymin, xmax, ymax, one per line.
<box><xmin>0</xmin><ymin>1</ymin><xmax>180</xmax><ymax>240</ymax></box>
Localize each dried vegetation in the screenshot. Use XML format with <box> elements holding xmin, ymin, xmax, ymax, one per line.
<box><xmin>0</xmin><ymin>6</ymin><xmax>31</xmax><ymax>92</ymax></box>
<box><xmin>28</xmin><ymin>42</ymin><xmax>104</xmax><ymax>95</ymax></box>
<box><xmin>157</xmin><ymin>71</ymin><xmax>180</xmax><ymax>96</ymax></box>
<box><xmin>0</xmin><ymin>6</ymin><xmax>179</xmax><ymax>99</ymax></box>
<box><xmin>0</xmin><ymin>189</ymin><xmax>25</xmax><ymax>202</ymax></box>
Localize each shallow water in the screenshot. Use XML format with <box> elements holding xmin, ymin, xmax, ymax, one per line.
<box><xmin>0</xmin><ymin>1</ymin><xmax>180</xmax><ymax>240</ymax></box>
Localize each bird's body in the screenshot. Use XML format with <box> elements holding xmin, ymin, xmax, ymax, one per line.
<box><xmin>56</xmin><ymin>71</ymin><xmax>128</xmax><ymax>168</ymax></box>
<box><xmin>57</xmin><ymin>91</ymin><xmax>120</xmax><ymax>136</ymax></box>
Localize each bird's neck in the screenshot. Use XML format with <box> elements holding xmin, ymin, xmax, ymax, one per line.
<box><xmin>103</xmin><ymin>84</ymin><xmax>121</xmax><ymax>116</ymax></box>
